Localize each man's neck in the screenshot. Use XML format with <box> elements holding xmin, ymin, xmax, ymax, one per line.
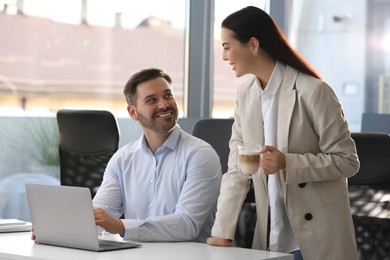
<box><xmin>143</xmin><ymin>130</ymin><xmax>171</xmax><ymax>153</ymax></box>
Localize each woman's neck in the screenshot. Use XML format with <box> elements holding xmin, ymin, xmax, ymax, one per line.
<box><xmin>254</xmin><ymin>51</ymin><xmax>277</xmax><ymax>89</ymax></box>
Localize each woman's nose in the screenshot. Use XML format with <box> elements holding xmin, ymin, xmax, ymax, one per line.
<box><xmin>222</xmin><ymin>53</ymin><xmax>228</xmax><ymax>61</ymax></box>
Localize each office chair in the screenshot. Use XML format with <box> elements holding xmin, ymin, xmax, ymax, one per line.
<box><xmin>349</xmin><ymin>132</ymin><xmax>390</xmax><ymax>259</ymax></box>
<box><xmin>56</xmin><ymin>109</ymin><xmax>120</xmax><ymax>198</ymax></box>
<box><xmin>191</xmin><ymin>118</ymin><xmax>256</xmax><ymax>248</ymax></box>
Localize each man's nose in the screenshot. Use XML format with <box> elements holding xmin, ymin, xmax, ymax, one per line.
<box><xmin>156</xmin><ymin>98</ymin><xmax>169</xmax><ymax>109</ymax></box>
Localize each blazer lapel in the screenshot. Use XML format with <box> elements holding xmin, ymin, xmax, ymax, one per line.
<box><xmin>277</xmin><ymin>65</ymin><xmax>298</xmax><ymax>152</ymax></box>
<box><xmin>245</xmin><ymin>80</ymin><xmax>264</xmax><ymax>145</ymax></box>
<box><xmin>244</xmin><ymin>79</ymin><xmax>268</xmax><ymax>190</ymax></box>
<box><xmin>277</xmin><ymin>66</ymin><xmax>298</xmax><ymax>190</ymax></box>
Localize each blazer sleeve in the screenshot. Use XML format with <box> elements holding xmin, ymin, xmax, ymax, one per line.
<box><xmin>282</xmin><ymin>75</ymin><xmax>359</xmax><ymax>184</ymax></box>
<box><xmin>211</xmin><ymin>83</ymin><xmax>253</xmax><ymax>240</ymax></box>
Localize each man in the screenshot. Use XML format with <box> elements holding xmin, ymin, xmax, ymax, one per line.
<box><xmin>92</xmin><ymin>68</ymin><xmax>222</xmax><ymax>242</ymax></box>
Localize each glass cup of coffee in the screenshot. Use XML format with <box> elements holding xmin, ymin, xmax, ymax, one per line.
<box><xmin>237</xmin><ymin>143</ymin><xmax>262</xmax><ymax>178</ymax></box>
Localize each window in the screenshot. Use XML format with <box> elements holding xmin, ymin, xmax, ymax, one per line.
<box><xmin>0</xmin><ymin>0</ymin><xmax>375</xmax><ymax>222</ymax></box>
<box><xmin>0</xmin><ymin>0</ymin><xmax>187</xmax><ymax>221</ymax></box>
<box><xmin>212</xmin><ymin>0</ymin><xmax>266</xmax><ymax>118</ymax></box>
<box><xmin>0</xmin><ymin>0</ymin><xmax>186</xmax><ymax>116</ymax></box>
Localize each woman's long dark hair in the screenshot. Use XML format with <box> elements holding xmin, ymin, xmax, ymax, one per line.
<box><xmin>222</xmin><ymin>6</ymin><xmax>322</xmax><ymax>80</ymax></box>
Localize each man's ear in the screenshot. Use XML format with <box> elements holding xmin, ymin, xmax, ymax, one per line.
<box><xmin>127</xmin><ymin>105</ymin><xmax>138</xmax><ymax>121</ymax></box>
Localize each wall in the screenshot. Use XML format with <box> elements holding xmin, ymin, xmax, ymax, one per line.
<box><xmin>291</xmin><ymin>0</ymin><xmax>366</xmax><ymax>131</ymax></box>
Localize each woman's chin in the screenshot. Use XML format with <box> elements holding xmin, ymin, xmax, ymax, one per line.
<box><xmin>234</xmin><ymin>71</ymin><xmax>244</xmax><ymax>78</ymax></box>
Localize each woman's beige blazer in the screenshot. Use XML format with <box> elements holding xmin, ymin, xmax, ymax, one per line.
<box><xmin>211</xmin><ymin>65</ymin><xmax>359</xmax><ymax>260</ymax></box>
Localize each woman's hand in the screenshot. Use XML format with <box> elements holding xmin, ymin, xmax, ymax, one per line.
<box><xmin>260</xmin><ymin>145</ymin><xmax>286</xmax><ymax>174</ymax></box>
<box><xmin>31</xmin><ymin>228</ymin><xmax>35</xmax><ymax>240</ymax></box>
<box><xmin>206</xmin><ymin>236</ymin><xmax>233</xmax><ymax>247</ymax></box>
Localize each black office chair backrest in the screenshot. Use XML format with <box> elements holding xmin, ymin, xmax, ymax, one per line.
<box><xmin>348</xmin><ymin>132</ymin><xmax>390</xmax><ymax>259</ymax></box>
<box><xmin>361</xmin><ymin>113</ymin><xmax>390</xmax><ymax>133</ymax></box>
<box><xmin>56</xmin><ymin>109</ymin><xmax>120</xmax><ymax>197</ymax></box>
<box><xmin>349</xmin><ymin>132</ymin><xmax>390</xmax><ymax>185</ymax></box>
<box><xmin>191</xmin><ymin>118</ymin><xmax>233</xmax><ymax>174</ymax></box>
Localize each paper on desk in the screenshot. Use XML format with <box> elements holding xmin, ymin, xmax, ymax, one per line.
<box><xmin>0</xmin><ymin>219</ymin><xmax>28</xmax><ymax>226</ymax></box>
<box><xmin>0</xmin><ymin>219</ymin><xmax>32</xmax><ymax>233</ymax></box>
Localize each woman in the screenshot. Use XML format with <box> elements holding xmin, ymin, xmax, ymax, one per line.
<box><xmin>206</xmin><ymin>6</ymin><xmax>359</xmax><ymax>260</ymax></box>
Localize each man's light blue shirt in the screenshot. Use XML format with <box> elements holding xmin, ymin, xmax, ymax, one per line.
<box><xmin>93</xmin><ymin>124</ymin><xmax>222</xmax><ymax>242</ymax></box>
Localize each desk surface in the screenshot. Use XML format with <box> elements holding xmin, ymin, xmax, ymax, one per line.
<box><xmin>0</xmin><ymin>232</ymin><xmax>293</xmax><ymax>260</ymax></box>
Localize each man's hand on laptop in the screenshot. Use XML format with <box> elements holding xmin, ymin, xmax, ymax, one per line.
<box><xmin>94</xmin><ymin>208</ymin><xmax>125</xmax><ymax>236</ymax></box>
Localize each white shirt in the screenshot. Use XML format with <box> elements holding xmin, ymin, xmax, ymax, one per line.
<box><xmin>257</xmin><ymin>61</ymin><xmax>299</xmax><ymax>253</ymax></box>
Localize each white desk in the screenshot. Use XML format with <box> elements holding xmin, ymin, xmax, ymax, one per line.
<box><xmin>0</xmin><ymin>232</ymin><xmax>293</xmax><ymax>260</ymax></box>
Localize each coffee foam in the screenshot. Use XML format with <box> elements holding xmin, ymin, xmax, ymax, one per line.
<box><xmin>239</xmin><ymin>153</ymin><xmax>260</xmax><ymax>174</ymax></box>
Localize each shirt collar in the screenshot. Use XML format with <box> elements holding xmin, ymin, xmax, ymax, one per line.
<box><xmin>256</xmin><ymin>60</ymin><xmax>286</xmax><ymax>96</ymax></box>
<box><xmin>140</xmin><ymin>124</ymin><xmax>181</xmax><ymax>153</ymax></box>
<box><xmin>162</xmin><ymin>124</ymin><xmax>181</xmax><ymax>151</ymax></box>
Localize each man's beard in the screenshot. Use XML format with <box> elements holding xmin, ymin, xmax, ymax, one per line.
<box><xmin>136</xmin><ymin>108</ymin><xmax>177</xmax><ymax>133</ymax></box>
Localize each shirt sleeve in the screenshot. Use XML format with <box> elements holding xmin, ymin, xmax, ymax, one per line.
<box><xmin>92</xmin><ymin>152</ymin><xmax>125</xmax><ymax>218</ymax></box>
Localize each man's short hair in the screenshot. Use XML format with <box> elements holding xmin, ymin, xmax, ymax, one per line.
<box><xmin>123</xmin><ymin>68</ymin><xmax>172</xmax><ymax>105</ymax></box>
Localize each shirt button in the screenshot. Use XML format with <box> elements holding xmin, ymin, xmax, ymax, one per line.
<box><xmin>149</xmin><ymin>203</ymin><xmax>153</xmax><ymax>208</ymax></box>
<box><xmin>150</xmin><ymin>179</ymin><xmax>154</xmax><ymax>183</ymax></box>
<box><xmin>304</xmin><ymin>213</ymin><xmax>313</xmax><ymax>221</ymax></box>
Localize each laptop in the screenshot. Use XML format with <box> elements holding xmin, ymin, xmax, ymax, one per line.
<box><xmin>25</xmin><ymin>183</ymin><xmax>141</xmax><ymax>251</ymax></box>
